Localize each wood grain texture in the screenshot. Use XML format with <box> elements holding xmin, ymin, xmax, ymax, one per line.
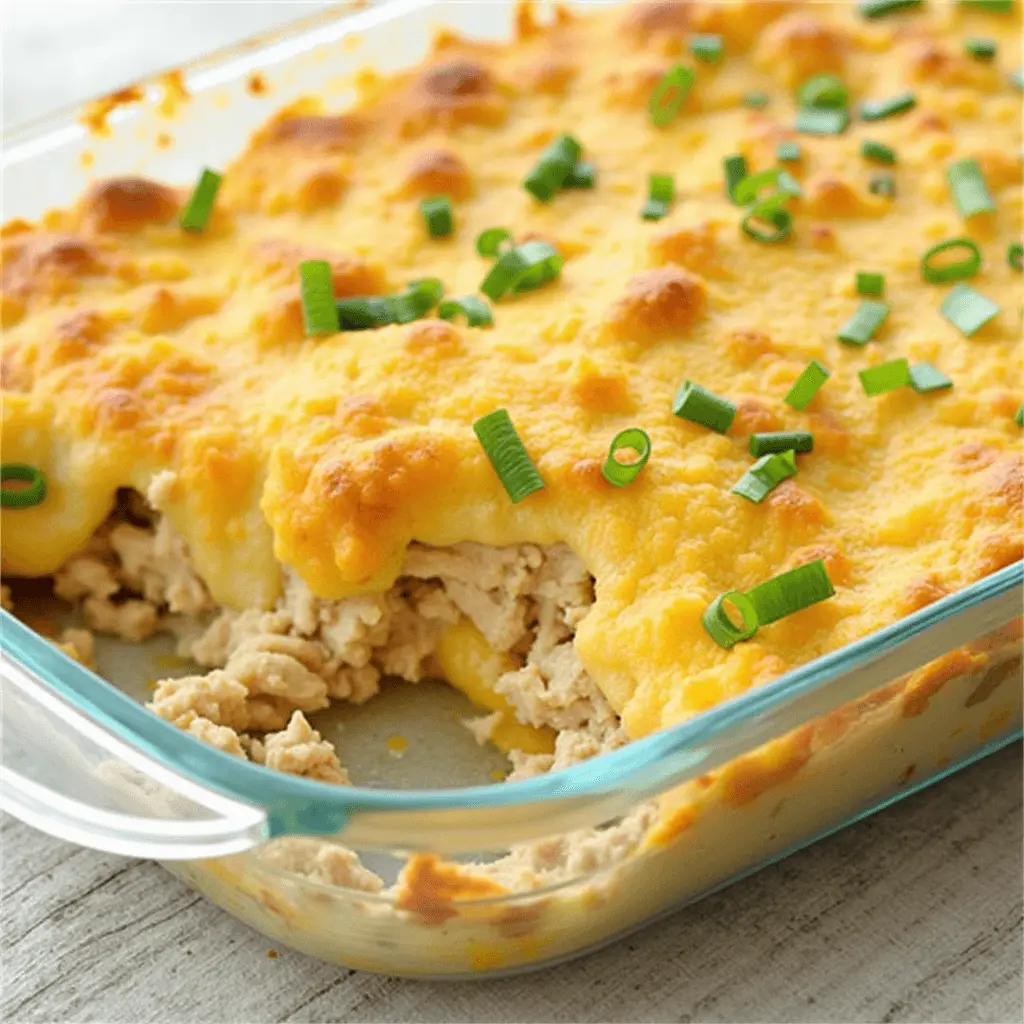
<box><xmin>3</xmin><ymin>746</ymin><xmax>1021</xmax><ymax>1024</ymax></box>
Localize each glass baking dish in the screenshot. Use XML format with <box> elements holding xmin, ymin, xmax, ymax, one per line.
<box><xmin>1</xmin><ymin>0</ymin><xmax>1022</xmax><ymax>979</ymax></box>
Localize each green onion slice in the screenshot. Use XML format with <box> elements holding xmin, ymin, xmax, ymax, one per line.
<box><xmin>480</xmin><ymin>241</ymin><xmax>564</xmax><ymax>301</ymax></box>
<box><xmin>785</xmin><ymin>360</ymin><xmax>831</xmax><ymax>410</ymax></box>
<box><xmin>703</xmin><ymin>591</ymin><xmax>759</xmax><ymax>648</ymax></box>
<box><xmin>741</xmin><ymin>202</ymin><xmax>792</xmax><ymax>244</ymax></box>
<box><xmin>964</xmin><ymin>37</ymin><xmax>997</xmax><ymax>60</ymax></box>
<box><xmin>523</xmin><ymin>134</ymin><xmax>583</xmax><ymax>202</ymax></box>
<box><xmin>1009</xmin><ymin>242</ymin><xmax>1024</xmax><ymax>271</ymax></box>
<box><xmin>797</xmin><ymin>73</ymin><xmax>848</xmax><ymax>110</ymax></box>
<box><xmin>946</xmin><ymin>158</ymin><xmax>995</xmax><ymax>219</ymax></box>
<box><xmin>750</xmin><ymin>431</ymin><xmax>813</xmax><ymax>456</ymax></box>
<box><xmin>420</xmin><ymin>195</ymin><xmax>454</xmax><ymax>238</ymax></box>
<box><xmin>565</xmin><ymin>161</ymin><xmax>596</xmax><ymax>189</ymax></box>
<box><xmin>179</xmin><ymin>168</ymin><xmax>222</xmax><ymax>233</ymax></box>
<box><xmin>747</xmin><ymin>559</ymin><xmax>835</xmax><ymax>626</ymax></box>
<box><xmin>743</xmin><ymin>91</ymin><xmax>770</xmax><ymax>108</ymax></box>
<box><xmin>0</xmin><ymin>463</ymin><xmax>47</xmax><ymax>509</ymax></box>
<box><xmin>859</xmin><ymin>357</ymin><xmax>911</xmax><ymax>395</ymax></box>
<box><xmin>940</xmin><ymin>283</ymin><xmax>1001</xmax><ymax>337</ymax></box>
<box><xmin>859</xmin><ymin>0</ymin><xmax>923</xmax><ymax>16</ymax></box>
<box><xmin>733</xmin><ymin>168</ymin><xmax>778</xmax><ymax>206</ymax></box>
<box><xmin>724</xmin><ymin>154</ymin><xmax>749</xmax><ymax>203</ymax></box>
<box><xmin>868</xmin><ymin>173</ymin><xmax>896</xmax><ymax>198</ymax></box>
<box><xmin>473</xmin><ymin>410</ymin><xmax>545</xmax><ymax>504</ymax></box>
<box><xmin>838</xmin><ymin>300</ymin><xmax>889</xmax><ymax>345</ymax></box>
<box><xmin>672</xmin><ymin>380</ymin><xmax>736</xmax><ymax>434</ymax></box>
<box><xmin>732</xmin><ymin>450</ymin><xmax>797</xmax><ymax>504</ymax></box>
<box><xmin>642</xmin><ymin>173</ymin><xmax>675</xmax><ymax>222</ymax></box>
<box><xmin>861</xmin><ymin>91</ymin><xmax>916</xmax><ymax>120</ymax></box>
<box><xmin>1011</xmin><ymin>69</ymin><xmax>1024</xmax><ymax>91</ymax></box>
<box><xmin>438</xmin><ymin>295</ymin><xmax>493</xmax><ymax>328</ymax></box>
<box><xmin>921</xmin><ymin>237</ymin><xmax>982</xmax><ymax>283</ymax></box>
<box><xmin>776</xmin><ymin>141</ymin><xmax>802</xmax><ymax>162</ymax></box>
<box><xmin>690</xmin><ymin>34</ymin><xmax>723</xmax><ymax>63</ymax></box>
<box><xmin>1016</xmin><ymin>404</ymin><xmax>1024</xmax><ymax>427</ymax></box>
<box><xmin>336</xmin><ymin>296</ymin><xmax>393</xmax><ymax>330</ymax></box>
<box><xmin>602</xmin><ymin>428</ymin><xmax>652</xmax><ymax>487</ymax></box>
<box><xmin>909</xmin><ymin>362</ymin><xmax>953</xmax><ymax>393</ymax></box>
<box><xmin>299</xmin><ymin>260</ymin><xmax>340</xmax><ymax>336</ymax></box>
<box><xmin>958</xmin><ymin>0</ymin><xmax>1013</xmax><ymax>11</ymax></box>
<box><xmin>856</xmin><ymin>271</ymin><xmax>885</xmax><ymax>296</ymax></box>
<box><xmin>649</xmin><ymin>65</ymin><xmax>696</xmax><ymax>127</ymax></box>
<box><xmin>477</xmin><ymin>227</ymin><xmax>512</xmax><ymax>258</ymax></box>
<box><xmin>796</xmin><ymin>108</ymin><xmax>849</xmax><ymax>135</ymax></box>
<box><xmin>861</xmin><ymin>140</ymin><xmax>897</xmax><ymax>165</ymax></box>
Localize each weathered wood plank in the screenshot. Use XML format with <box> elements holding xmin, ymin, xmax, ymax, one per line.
<box><xmin>3</xmin><ymin>747</ymin><xmax>1019</xmax><ymax>1024</ymax></box>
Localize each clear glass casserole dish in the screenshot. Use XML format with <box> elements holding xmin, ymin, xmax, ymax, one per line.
<box><xmin>1</xmin><ymin>0</ymin><xmax>1022</xmax><ymax>979</ymax></box>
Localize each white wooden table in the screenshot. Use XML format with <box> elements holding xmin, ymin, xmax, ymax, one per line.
<box><xmin>2</xmin><ymin>5</ymin><xmax>1022</xmax><ymax>1021</ymax></box>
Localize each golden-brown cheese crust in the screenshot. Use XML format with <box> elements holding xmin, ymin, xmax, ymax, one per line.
<box><xmin>2</xmin><ymin>0</ymin><xmax>1021</xmax><ymax>739</ymax></box>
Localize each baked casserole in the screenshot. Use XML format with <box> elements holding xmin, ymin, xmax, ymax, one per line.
<box><xmin>1</xmin><ymin>0</ymin><xmax>1021</xmax><ymax>946</ymax></box>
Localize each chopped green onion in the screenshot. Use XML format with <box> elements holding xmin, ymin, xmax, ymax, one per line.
<box><xmin>746</xmin><ymin>559</ymin><xmax>835</xmax><ymax>626</ymax></box>
<box><xmin>642</xmin><ymin>173</ymin><xmax>674</xmax><ymax>221</ymax></box>
<box><xmin>335</xmin><ymin>280</ymin><xmax>442</xmax><ymax>330</ymax></box>
<box><xmin>299</xmin><ymin>260</ymin><xmax>340</xmax><ymax>336</ymax></box>
<box><xmin>565</xmin><ymin>161</ymin><xmax>596</xmax><ymax>189</ymax></box>
<box><xmin>958</xmin><ymin>0</ymin><xmax>1013</xmax><ymax>11</ymax></box>
<box><xmin>838</xmin><ymin>300</ymin><xmax>889</xmax><ymax>346</ymax></box>
<box><xmin>335</xmin><ymin>296</ymin><xmax>393</xmax><ymax>330</ymax></box>
<box><xmin>523</xmin><ymin>134</ymin><xmax>583</xmax><ymax>202</ymax></box>
<box><xmin>732</xmin><ymin>450</ymin><xmax>797</xmax><ymax>504</ymax></box>
<box><xmin>861</xmin><ymin>140</ymin><xmax>896</xmax><ymax>165</ymax></box>
<box><xmin>861</xmin><ymin>91</ymin><xmax>916</xmax><ymax>120</ymax></box>
<box><xmin>776</xmin><ymin>141</ymin><xmax>801</xmax><ymax>162</ymax></box>
<box><xmin>868</xmin><ymin>172</ymin><xmax>896</xmax><ymax>197</ymax></box>
<box><xmin>921</xmin><ymin>237</ymin><xmax>982</xmax><ymax>283</ymax></box>
<box><xmin>649</xmin><ymin>65</ymin><xmax>695</xmax><ymax>127</ymax></box>
<box><xmin>795</xmin><ymin>108</ymin><xmax>849</xmax><ymax>135</ymax></box>
<box><xmin>672</xmin><ymin>380</ymin><xmax>736</xmax><ymax>434</ymax></box>
<box><xmin>420</xmin><ymin>195</ymin><xmax>453</xmax><ymax>238</ymax></box>
<box><xmin>473</xmin><ymin>409</ymin><xmax>544</xmax><ymax>504</ymax></box>
<box><xmin>480</xmin><ymin>241</ymin><xmax>564</xmax><ymax>301</ymax></box>
<box><xmin>1009</xmin><ymin>242</ymin><xmax>1024</xmax><ymax>271</ymax></box>
<box><xmin>964</xmin><ymin>37</ymin><xmax>998</xmax><ymax>60</ymax></box>
<box><xmin>733</xmin><ymin>169</ymin><xmax>799</xmax><ymax>207</ymax></box>
<box><xmin>859</xmin><ymin>0</ymin><xmax>923</xmax><ymax>15</ymax></box>
<box><xmin>785</xmin><ymin>360</ymin><xmax>831</xmax><ymax>410</ymax></box>
<box><xmin>602</xmin><ymin>428</ymin><xmax>652</xmax><ymax>487</ymax></box>
<box><xmin>389</xmin><ymin>278</ymin><xmax>444</xmax><ymax>323</ymax></box>
<box><xmin>724</xmin><ymin>154</ymin><xmax>749</xmax><ymax>203</ymax></box>
<box><xmin>749</xmin><ymin>431</ymin><xmax>813</xmax><ymax>456</ymax></box>
<box><xmin>179</xmin><ymin>168</ymin><xmax>222</xmax><ymax>233</ymax></box>
<box><xmin>438</xmin><ymin>295</ymin><xmax>493</xmax><ymax>328</ymax></box>
<box><xmin>946</xmin><ymin>158</ymin><xmax>995</xmax><ymax>219</ymax></box>
<box><xmin>0</xmin><ymin>463</ymin><xmax>47</xmax><ymax>509</ymax></box>
<box><xmin>703</xmin><ymin>590</ymin><xmax>759</xmax><ymax>648</ymax></box>
<box><xmin>743</xmin><ymin>91</ymin><xmax>770</xmax><ymax>109</ymax></box>
<box><xmin>1016</xmin><ymin>404</ymin><xmax>1024</xmax><ymax>427</ymax></box>
<box><xmin>909</xmin><ymin>362</ymin><xmax>953</xmax><ymax>393</ymax></box>
<box><xmin>476</xmin><ymin>227</ymin><xmax>512</xmax><ymax>258</ymax></box>
<box><xmin>940</xmin><ymin>283</ymin><xmax>1001</xmax><ymax>336</ymax></box>
<box><xmin>856</xmin><ymin>271</ymin><xmax>885</xmax><ymax>296</ymax></box>
<box><xmin>689</xmin><ymin>34</ymin><xmax>723</xmax><ymax>63</ymax></box>
<box><xmin>1012</xmin><ymin>70</ymin><xmax>1024</xmax><ymax>91</ymax></box>
<box><xmin>797</xmin><ymin>73</ymin><xmax>848</xmax><ymax>110</ymax></box>
<box><xmin>859</xmin><ymin>357</ymin><xmax>911</xmax><ymax>395</ymax></box>
<box><xmin>741</xmin><ymin>202</ymin><xmax>792</xmax><ymax>244</ymax></box>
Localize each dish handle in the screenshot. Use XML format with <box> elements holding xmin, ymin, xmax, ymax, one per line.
<box><xmin>0</xmin><ymin>647</ymin><xmax>268</xmax><ymax>860</ymax></box>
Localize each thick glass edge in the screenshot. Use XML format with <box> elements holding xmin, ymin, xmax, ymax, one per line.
<box><xmin>2</xmin><ymin>562</ymin><xmax>1020</xmax><ymax>838</ymax></box>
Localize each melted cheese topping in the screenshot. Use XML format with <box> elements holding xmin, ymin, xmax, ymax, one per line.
<box><xmin>2</xmin><ymin>0</ymin><xmax>1020</xmax><ymax>739</ymax></box>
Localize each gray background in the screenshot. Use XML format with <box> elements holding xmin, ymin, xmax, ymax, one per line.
<box><xmin>1</xmin><ymin>3</ymin><xmax>1022</xmax><ymax>1021</ymax></box>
